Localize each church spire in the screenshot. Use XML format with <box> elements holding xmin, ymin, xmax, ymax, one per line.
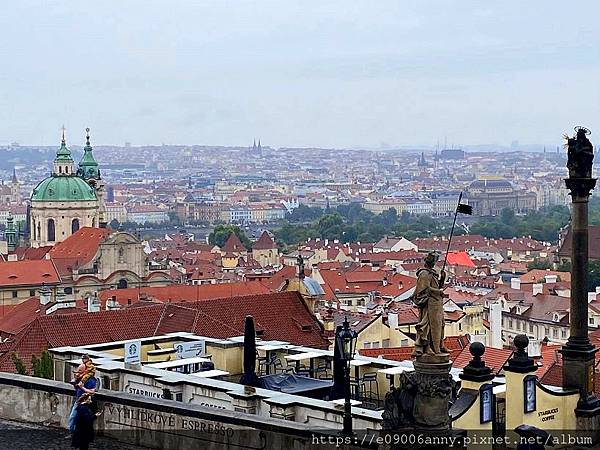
<box><xmin>11</xmin><ymin>167</ymin><xmax>17</xmax><ymax>184</ymax></box>
<box><xmin>78</xmin><ymin>127</ymin><xmax>100</xmax><ymax>181</ymax></box>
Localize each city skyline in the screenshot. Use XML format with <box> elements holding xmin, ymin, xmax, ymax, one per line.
<box><xmin>1</xmin><ymin>1</ymin><xmax>599</xmax><ymax>148</ymax></box>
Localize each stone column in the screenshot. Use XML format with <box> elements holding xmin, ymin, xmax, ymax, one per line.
<box><xmin>561</xmin><ymin>140</ymin><xmax>600</xmax><ymax>415</ymax></box>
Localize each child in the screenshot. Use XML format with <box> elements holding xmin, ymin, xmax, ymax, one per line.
<box><xmin>70</xmin><ymin>363</ymin><xmax>86</xmax><ymax>387</ymax></box>
<box><xmin>70</xmin><ymin>355</ymin><xmax>95</xmax><ymax>386</ymax></box>
<box><xmin>79</xmin><ymin>355</ymin><xmax>96</xmax><ymax>384</ymax></box>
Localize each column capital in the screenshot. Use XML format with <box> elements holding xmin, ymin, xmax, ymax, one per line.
<box><xmin>565</xmin><ymin>177</ymin><xmax>597</xmax><ymax>198</ymax></box>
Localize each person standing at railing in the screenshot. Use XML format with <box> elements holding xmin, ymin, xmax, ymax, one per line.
<box><xmin>71</xmin><ymin>393</ymin><xmax>102</xmax><ymax>450</ymax></box>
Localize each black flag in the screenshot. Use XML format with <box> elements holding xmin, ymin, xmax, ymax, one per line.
<box><xmin>456</xmin><ymin>203</ymin><xmax>473</xmax><ymax>215</ymax></box>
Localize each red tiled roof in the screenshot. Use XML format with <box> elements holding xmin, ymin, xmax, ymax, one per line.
<box><xmin>222</xmin><ymin>233</ymin><xmax>246</xmax><ymax>253</ymax></box>
<box><xmin>452</xmin><ymin>346</ymin><xmax>513</xmax><ymax>375</ymax></box>
<box><xmin>252</xmin><ymin>231</ymin><xmax>276</xmax><ymax>250</ymax></box>
<box><xmin>559</xmin><ymin>226</ymin><xmax>600</xmax><ymax>260</ymax></box>
<box><xmin>12</xmin><ymin>246</ymin><xmax>53</xmax><ymax>260</ymax></box>
<box><xmin>359</xmin><ymin>336</ymin><xmax>470</xmax><ymax>361</ymax></box>
<box><xmin>446</xmin><ymin>251</ymin><xmax>476</xmax><ymax>268</ymax></box>
<box><xmin>0</xmin><ymin>259</ymin><xmax>60</xmax><ymax>287</ymax></box>
<box><xmin>0</xmin><ymin>297</ymin><xmax>82</xmax><ymax>336</ymax></box>
<box><xmin>320</xmin><ymin>269</ymin><xmax>416</xmax><ymax>299</ymax></box>
<box><xmin>49</xmin><ymin>227</ymin><xmax>111</xmax><ymax>275</ymax></box>
<box><xmin>519</xmin><ymin>270</ymin><xmax>571</xmax><ymax>284</ymax></box>
<box><xmin>97</xmin><ymin>281</ymin><xmax>272</xmax><ymax>307</ymax></box>
<box><xmin>0</xmin><ymin>291</ymin><xmax>328</xmax><ymax>372</ymax></box>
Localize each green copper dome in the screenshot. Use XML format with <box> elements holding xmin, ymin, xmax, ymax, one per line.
<box><xmin>31</xmin><ymin>176</ymin><xmax>97</xmax><ymax>202</ymax></box>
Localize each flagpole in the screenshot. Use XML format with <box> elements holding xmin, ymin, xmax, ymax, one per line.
<box><xmin>441</xmin><ymin>191</ymin><xmax>463</xmax><ymax>278</ymax></box>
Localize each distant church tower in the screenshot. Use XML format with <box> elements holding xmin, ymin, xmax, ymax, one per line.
<box><xmin>77</xmin><ymin>128</ymin><xmax>106</xmax><ymax>226</ymax></box>
<box><xmin>251</xmin><ymin>139</ymin><xmax>263</xmax><ymax>157</ymax></box>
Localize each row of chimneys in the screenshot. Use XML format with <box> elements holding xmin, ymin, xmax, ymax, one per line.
<box><xmin>510</xmin><ymin>274</ymin><xmax>558</xmax><ymax>291</ymax></box>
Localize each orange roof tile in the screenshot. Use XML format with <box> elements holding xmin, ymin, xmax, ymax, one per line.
<box><xmin>49</xmin><ymin>227</ymin><xmax>111</xmax><ymax>275</ymax></box>
<box><xmin>0</xmin><ymin>259</ymin><xmax>60</xmax><ymax>288</ymax></box>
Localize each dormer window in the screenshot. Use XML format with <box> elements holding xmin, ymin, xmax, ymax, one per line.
<box><xmin>553</xmin><ymin>312</ymin><xmax>560</xmax><ymax>322</ymax></box>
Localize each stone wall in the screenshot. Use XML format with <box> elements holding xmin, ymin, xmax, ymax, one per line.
<box><xmin>0</xmin><ymin>373</ymin><xmax>377</xmax><ymax>449</ymax></box>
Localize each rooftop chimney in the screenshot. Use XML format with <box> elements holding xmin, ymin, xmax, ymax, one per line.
<box><xmin>489</xmin><ymin>301</ymin><xmax>503</xmax><ymax>349</ymax></box>
<box><xmin>388</xmin><ymin>312</ymin><xmax>398</xmax><ymax>329</ymax></box>
<box><xmin>588</xmin><ymin>292</ymin><xmax>597</xmax><ymax>303</ymax></box>
<box><xmin>532</xmin><ymin>283</ymin><xmax>543</xmax><ymax>296</ymax></box>
<box><xmin>510</xmin><ymin>277</ymin><xmax>521</xmax><ymax>290</ymax></box>
<box><xmin>87</xmin><ymin>293</ymin><xmax>100</xmax><ymax>313</ymax></box>
<box><xmin>39</xmin><ymin>285</ymin><xmax>52</xmax><ymax>306</ymax></box>
<box><xmin>544</xmin><ymin>274</ymin><xmax>558</xmax><ymax>284</ymax></box>
<box><xmin>528</xmin><ymin>338</ymin><xmax>542</xmax><ymax>358</ymax></box>
<box><xmin>106</xmin><ymin>295</ymin><xmax>120</xmax><ymax>311</ymax></box>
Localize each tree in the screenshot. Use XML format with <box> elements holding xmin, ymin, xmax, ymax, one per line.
<box><xmin>168</xmin><ymin>211</ymin><xmax>182</xmax><ymax>226</ymax></box>
<box><xmin>31</xmin><ymin>351</ymin><xmax>54</xmax><ymax>379</ymax></box>
<box><xmin>11</xmin><ymin>353</ymin><xmax>27</xmax><ymax>375</ymax></box>
<box><xmin>527</xmin><ymin>258</ymin><xmax>552</xmax><ymax>270</ymax></box>
<box><xmin>208</xmin><ymin>224</ymin><xmax>252</xmax><ymax>249</ymax></box>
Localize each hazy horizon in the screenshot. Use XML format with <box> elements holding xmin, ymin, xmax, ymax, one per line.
<box><xmin>2</xmin><ymin>1</ymin><xmax>599</xmax><ymax>148</ymax></box>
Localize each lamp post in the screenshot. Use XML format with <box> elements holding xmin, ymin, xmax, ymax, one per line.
<box><xmin>336</xmin><ymin>316</ymin><xmax>358</xmax><ymax>436</ymax></box>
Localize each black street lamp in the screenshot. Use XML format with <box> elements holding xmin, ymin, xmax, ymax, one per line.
<box><xmin>336</xmin><ymin>316</ymin><xmax>358</xmax><ymax>436</ymax></box>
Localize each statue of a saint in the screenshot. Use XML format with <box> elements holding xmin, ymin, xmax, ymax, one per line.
<box><xmin>412</xmin><ymin>252</ymin><xmax>449</xmax><ymax>358</ymax></box>
<box><xmin>566</xmin><ymin>126</ymin><xmax>594</xmax><ymax>179</ymax></box>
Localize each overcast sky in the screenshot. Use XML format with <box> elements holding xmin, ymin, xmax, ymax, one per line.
<box><xmin>1</xmin><ymin>1</ymin><xmax>599</xmax><ymax>148</ymax></box>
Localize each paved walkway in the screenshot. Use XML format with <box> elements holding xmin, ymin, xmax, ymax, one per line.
<box><xmin>0</xmin><ymin>419</ymin><xmax>149</xmax><ymax>450</ymax></box>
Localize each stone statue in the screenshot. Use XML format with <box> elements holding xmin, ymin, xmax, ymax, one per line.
<box><xmin>566</xmin><ymin>126</ymin><xmax>594</xmax><ymax>179</ymax></box>
<box><xmin>412</xmin><ymin>252</ymin><xmax>448</xmax><ymax>358</ymax></box>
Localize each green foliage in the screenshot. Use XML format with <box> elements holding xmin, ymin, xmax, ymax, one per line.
<box><xmin>208</xmin><ymin>224</ymin><xmax>252</xmax><ymax>249</ymax></box>
<box><xmin>527</xmin><ymin>258</ymin><xmax>552</xmax><ymax>270</ymax></box>
<box><xmin>274</xmin><ymin>203</ymin><xmax>454</xmax><ymax>247</ymax></box>
<box><xmin>31</xmin><ymin>351</ymin><xmax>54</xmax><ymax>379</ymax></box>
<box><xmin>288</xmin><ymin>204</ymin><xmax>324</xmax><ymax>223</ymax></box>
<box><xmin>470</xmin><ymin>206</ymin><xmax>570</xmax><ymax>242</ymax></box>
<box><xmin>11</xmin><ymin>353</ymin><xmax>28</xmax><ymax>375</ymax></box>
<box><xmin>557</xmin><ymin>259</ymin><xmax>600</xmax><ymax>291</ymax></box>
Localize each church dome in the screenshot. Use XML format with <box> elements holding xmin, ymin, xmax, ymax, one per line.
<box><xmin>31</xmin><ymin>175</ymin><xmax>97</xmax><ymax>202</ymax></box>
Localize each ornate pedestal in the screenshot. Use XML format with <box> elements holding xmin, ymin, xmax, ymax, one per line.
<box><xmin>382</xmin><ymin>355</ymin><xmax>461</xmax><ymax>449</ymax></box>
<box><xmin>412</xmin><ymin>358</ymin><xmax>453</xmax><ymax>431</ymax></box>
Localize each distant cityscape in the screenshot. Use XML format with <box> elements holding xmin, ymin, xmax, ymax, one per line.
<box><xmin>0</xmin><ymin>134</ymin><xmax>578</xmax><ymax>243</ymax></box>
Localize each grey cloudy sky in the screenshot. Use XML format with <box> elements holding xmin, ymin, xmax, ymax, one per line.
<box><xmin>1</xmin><ymin>1</ymin><xmax>599</xmax><ymax>148</ymax></box>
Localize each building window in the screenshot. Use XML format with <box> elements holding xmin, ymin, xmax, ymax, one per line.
<box><xmin>509</xmin><ymin>319</ymin><xmax>513</xmax><ymax>329</ymax></box>
<box><xmin>401</xmin><ymin>339</ymin><xmax>409</xmax><ymax>347</ymax></box>
<box><xmin>117</xmin><ymin>278</ymin><xmax>128</xmax><ymax>289</ymax></box>
<box><xmin>561</xmin><ymin>329</ymin><xmax>567</xmax><ymax>339</ymax></box>
<box><xmin>372</xmin><ymin>342</ymin><xmax>380</xmax><ymax>349</ymax></box>
<box><xmin>590</xmin><ymin>318</ymin><xmax>595</xmax><ymax>325</ymax></box>
<box><xmin>553</xmin><ymin>328</ymin><xmax>558</xmax><ymax>338</ymax></box>
<box><xmin>71</xmin><ymin>218</ymin><xmax>80</xmax><ymax>234</ymax></box>
<box><xmin>382</xmin><ymin>339</ymin><xmax>390</xmax><ymax>348</ymax></box>
<box><xmin>29</xmin><ymin>290</ymin><xmax>35</xmax><ymax>297</ymax></box>
<box><xmin>12</xmin><ymin>291</ymin><xmax>18</xmax><ymax>298</ymax></box>
<box><xmin>544</xmin><ymin>327</ymin><xmax>549</xmax><ymax>336</ymax></box>
<box><xmin>47</xmin><ymin>219</ymin><xmax>55</xmax><ymax>242</ymax></box>
<box><xmin>529</xmin><ymin>323</ymin><xmax>534</xmax><ymax>333</ymax></box>
<box><xmin>363</xmin><ymin>342</ymin><xmax>371</xmax><ymax>349</ymax></box>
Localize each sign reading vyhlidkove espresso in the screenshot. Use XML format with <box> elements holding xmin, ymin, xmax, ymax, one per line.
<box><xmin>105</xmin><ymin>404</ymin><xmax>235</xmax><ymax>438</ymax></box>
